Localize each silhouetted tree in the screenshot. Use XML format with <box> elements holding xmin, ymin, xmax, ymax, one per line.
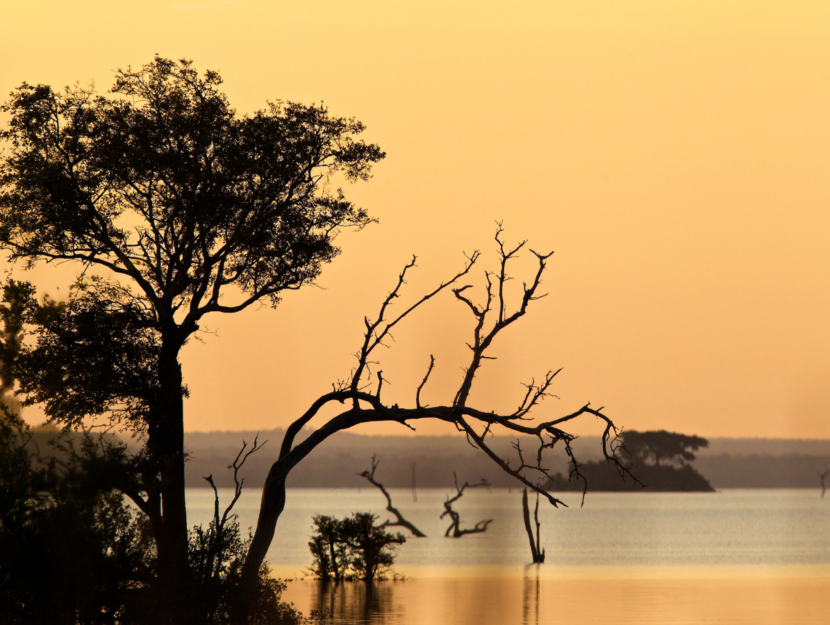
<box><xmin>308</xmin><ymin>513</ymin><xmax>405</xmax><ymax>582</ymax></box>
<box><xmin>308</xmin><ymin>515</ymin><xmax>350</xmax><ymax>582</ymax></box>
<box><xmin>622</xmin><ymin>430</ymin><xmax>708</xmax><ymax>467</ymax></box>
<box><xmin>237</xmin><ymin>227</ymin><xmax>636</xmax><ymax>618</ymax></box>
<box><xmin>0</xmin><ymin>56</ymin><xmax>383</xmax><ymax>622</ymax></box>
<box><xmin>522</xmin><ymin>488</ymin><xmax>545</xmax><ymax>563</ymax></box>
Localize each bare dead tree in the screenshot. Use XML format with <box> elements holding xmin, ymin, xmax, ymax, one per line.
<box><xmin>358</xmin><ymin>454</ymin><xmax>426</xmax><ymax>537</ymax></box>
<box><xmin>237</xmin><ymin>227</ymin><xmax>639</xmax><ymax>611</ymax></box>
<box><xmin>201</xmin><ymin>437</ymin><xmax>265</xmax><ymax>554</ymax></box>
<box><xmin>194</xmin><ymin>436</ymin><xmax>266</xmax><ymax>589</ymax></box>
<box><xmin>203</xmin><ymin>435</ymin><xmax>267</xmax><ymax>532</ymax></box>
<box><xmin>441</xmin><ymin>472</ymin><xmax>492</xmax><ymax>537</ymax></box>
<box><xmin>522</xmin><ymin>488</ymin><xmax>545</xmax><ymax>563</ymax></box>
<box><xmin>820</xmin><ymin>468</ymin><xmax>829</xmax><ymax>498</ymax></box>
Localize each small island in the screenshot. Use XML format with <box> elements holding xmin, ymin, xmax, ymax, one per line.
<box><xmin>546</xmin><ymin>430</ymin><xmax>715</xmax><ymax>492</ymax></box>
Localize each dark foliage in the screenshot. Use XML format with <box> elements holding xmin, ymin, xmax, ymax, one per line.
<box><xmin>16</xmin><ymin>279</ymin><xmax>162</xmax><ymax>433</ymax></box>
<box><xmin>622</xmin><ymin>430</ymin><xmax>708</xmax><ymax>467</ymax></box>
<box><xmin>308</xmin><ymin>513</ymin><xmax>405</xmax><ymax>582</ymax></box>
<box><xmin>308</xmin><ymin>515</ymin><xmax>351</xmax><ymax>583</ymax></box>
<box><xmin>546</xmin><ymin>461</ymin><xmax>714</xmax><ymax>492</ymax></box>
<box><xmin>189</xmin><ymin>518</ymin><xmax>306</xmax><ymax>625</ymax></box>
<box><xmin>0</xmin><ymin>426</ymin><xmax>156</xmax><ymax>624</ymax></box>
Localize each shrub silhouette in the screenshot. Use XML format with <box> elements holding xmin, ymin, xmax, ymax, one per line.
<box><xmin>309</xmin><ymin>513</ymin><xmax>405</xmax><ymax>582</ymax></box>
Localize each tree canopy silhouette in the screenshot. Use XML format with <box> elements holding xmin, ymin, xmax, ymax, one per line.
<box><xmin>0</xmin><ymin>55</ymin><xmax>383</xmax><ymax>622</ymax></box>
<box><xmin>622</xmin><ymin>430</ymin><xmax>708</xmax><ymax>467</ymax></box>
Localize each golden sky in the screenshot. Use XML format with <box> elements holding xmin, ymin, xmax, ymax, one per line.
<box><xmin>2</xmin><ymin>1</ymin><xmax>829</xmax><ymax>438</ymax></box>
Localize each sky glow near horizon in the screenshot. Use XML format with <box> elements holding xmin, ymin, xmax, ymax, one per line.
<box><xmin>2</xmin><ymin>1</ymin><xmax>829</xmax><ymax>439</ymax></box>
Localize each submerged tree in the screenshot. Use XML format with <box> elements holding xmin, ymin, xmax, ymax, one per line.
<box><xmin>308</xmin><ymin>513</ymin><xmax>405</xmax><ymax>582</ymax></box>
<box><xmin>441</xmin><ymin>473</ymin><xmax>492</xmax><ymax>538</ymax></box>
<box><xmin>521</xmin><ymin>488</ymin><xmax>545</xmax><ymax>563</ymax></box>
<box><xmin>308</xmin><ymin>515</ymin><xmax>351</xmax><ymax>582</ymax></box>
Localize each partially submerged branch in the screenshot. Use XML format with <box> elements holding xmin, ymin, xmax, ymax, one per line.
<box><xmin>441</xmin><ymin>473</ymin><xmax>492</xmax><ymax>538</ymax></box>
<box><xmin>522</xmin><ymin>488</ymin><xmax>545</xmax><ymax>563</ymax></box>
<box><xmin>359</xmin><ymin>454</ymin><xmax>426</xmax><ymax>537</ymax></box>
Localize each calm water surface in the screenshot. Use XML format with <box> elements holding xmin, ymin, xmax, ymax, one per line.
<box><xmin>187</xmin><ymin>488</ymin><xmax>830</xmax><ymax>623</ymax></box>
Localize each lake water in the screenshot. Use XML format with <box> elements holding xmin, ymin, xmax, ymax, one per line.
<box><xmin>186</xmin><ymin>488</ymin><xmax>830</xmax><ymax>623</ymax></box>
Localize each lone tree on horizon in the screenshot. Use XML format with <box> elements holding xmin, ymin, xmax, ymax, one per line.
<box><xmin>622</xmin><ymin>430</ymin><xmax>708</xmax><ymax>467</ymax></box>
<box><xmin>1</xmin><ymin>57</ymin><xmax>635</xmax><ymax>623</ymax></box>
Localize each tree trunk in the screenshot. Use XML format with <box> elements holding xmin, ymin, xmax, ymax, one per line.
<box><xmin>522</xmin><ymin>488</ymin><xmax>540</xmax><ymax>563</ymax></box>
<box><xmin>152</xmin><ymin>341</ymin><xmax>192</xmax><ymax>623</ymax></box>
<box><xmin>234</xmin><ymin>458</ymin><xmax>289</xmax><ymax>622</ymax></box>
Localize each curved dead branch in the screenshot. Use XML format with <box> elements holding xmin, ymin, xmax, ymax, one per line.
<box><xmin>441</xmin><ymin>473</ymin><xmax>492</xmax><ymax>538</ymax></box>
<box><xmin>359</xmin><ymin>454</ymin><xmax>426</xmax><ymax>537</ymax></box>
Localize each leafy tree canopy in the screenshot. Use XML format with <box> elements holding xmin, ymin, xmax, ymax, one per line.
<box><xmin>622</xmin><ymin>429</ymin><xmax>708</xmax><ymax>467</ymax></box>
<box><xmin>308</xmin><ymin>512</ymin><xmax>405</xmax><ymax>582</ymax></box>
<box><xmin>0</xmin><ymin>55</ymin><xmax>384</xmax><ymax>337</ymax></box>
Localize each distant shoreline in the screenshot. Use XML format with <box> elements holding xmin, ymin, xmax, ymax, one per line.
<box><xmin>179</xmin><ymin>429</ymin><xmax>830</xmax><ymax>491</ymax></box>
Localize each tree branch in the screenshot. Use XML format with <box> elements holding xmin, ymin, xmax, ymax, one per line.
<box><xmin>358</xmin><ymin>454</ymin><xmax>426</xmax><ymax>537</ymax></box>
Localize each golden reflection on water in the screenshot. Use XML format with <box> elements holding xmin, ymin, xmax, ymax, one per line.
<box><xmin>281</xmin><ymin>567</ymin><xmax>830</xmax><ymax>624</ymax></box>
<box><xmin>522</xmin><ymin>571</ymin><xmax>540</xmax><ymax>625</ymax></box>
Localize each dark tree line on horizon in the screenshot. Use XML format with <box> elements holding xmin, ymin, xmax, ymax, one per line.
<box><xmin>0</xmin><ymin>57</ymin><xmax>635</xmax><ymax>624</ymax></box>
<box><xmin>545</xmin><ymin>429</ymin><xmax>714</xmax><ymax>492</ymax></box>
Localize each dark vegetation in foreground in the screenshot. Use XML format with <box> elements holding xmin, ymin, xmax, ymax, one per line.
<box><xmin>0</xmin><ymin>418</ymin><xmax>306</xmax><ymax>624</ymax></box>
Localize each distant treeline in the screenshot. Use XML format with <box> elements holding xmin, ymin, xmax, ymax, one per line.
<box><xmin>695</xmin><ymin>454</ymin><xmax>830</xmax><ymax>489</ymax></box>
<box><xmin>178</xmin><ymin>429</ymin><xmax>830</xmax><ymax>491</ymax></box>
<box><xmin>546</xmin><ymin>463</ymin><xmax>715</xmax><ymax>492</ymax></box>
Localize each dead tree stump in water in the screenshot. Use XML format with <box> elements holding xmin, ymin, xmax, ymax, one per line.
<box><xmin>522</xmin><ymin>487</ymin><xmax>545</xmax><ymax>563</ymax></box>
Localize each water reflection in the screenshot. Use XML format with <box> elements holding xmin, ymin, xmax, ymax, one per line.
<box><xmin>310</xmin><ymin>580</ymin><xmax>402</xmax><ymax>624</ymax></box>
<box><xmin>300</xmin><ymin>567</ymin><xmax>564</xmax><ymax>624</ymax></box>
<box><xmin>284</xmin><ymin>573</ymin><xmax>830</xmax><ymax>624</ymax></box>
<box><xmin>522</xmin><ymin>565</ymin><xmax>540</xmax><ymax>625</ymax></box>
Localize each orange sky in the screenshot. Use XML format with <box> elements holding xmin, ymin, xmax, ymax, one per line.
<box><xmin>2</xmin><ymin>1</ymin><xmax>829</xmax><ymax>438</ymax></box>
